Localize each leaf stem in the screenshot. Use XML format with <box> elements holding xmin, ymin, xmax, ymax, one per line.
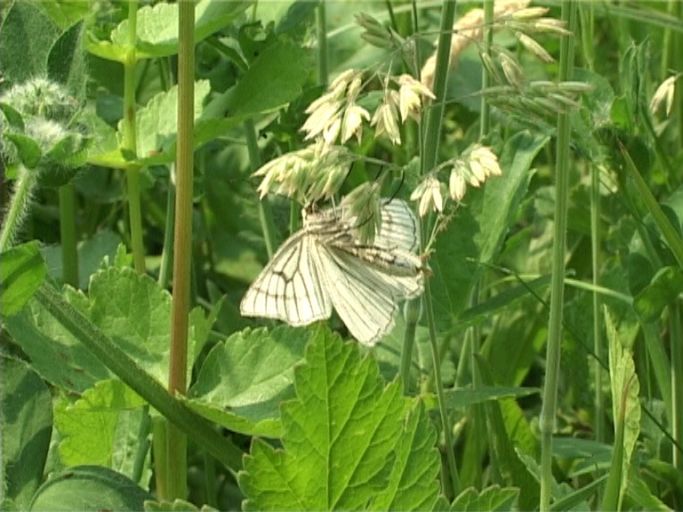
<box><xmin>0</xmin><ymin>163</ymin><xmax>36</xmax><ymax>252</ymax></box>
<box><xmin>479</xmin><ymin>0</ymin><xmax>493</xmax><ymax>139</ymax></box>
<box><xmin>671</xmin><ymin>303</ymin><xmax>683</xmax><ymax>470</ymax></box>
<box><xmin>58</xmin><ymin>183</ymin><xmax>79</xmax><ymax>287</ymax></box>
<box><xmin>123</xmin><ymin>0</ymin><xmax>145</xmax><ymax>274</ymax></box>
<box><xmin>539</xmin><ymin>1</ymin><xmax>576</xmax><ymax>510</ymax></box>
<box><xmin>166</xmin><ymin>0</ymin><xmax>196</xmax><ymax>500</ymax></box>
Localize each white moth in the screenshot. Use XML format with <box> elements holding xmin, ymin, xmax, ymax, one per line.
<box><xmin>240</xmin><ymin>199</ymin><xmax>425</xmax><ymax>346</ymax></box>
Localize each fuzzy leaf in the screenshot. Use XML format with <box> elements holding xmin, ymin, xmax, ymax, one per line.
<box><xmin>238</xmin><ymin>327</ymin><xmax>441</xmax><ymax>510</ymax></box>
<box><xmin>54</xmin><ymin>379</ymin><xmax>149</xmax><ymax>484</ymax></box>
<box><xmin>1</xmin><ymin>357</ymin><xmax>53</xmax><ymax>509</ymax></box>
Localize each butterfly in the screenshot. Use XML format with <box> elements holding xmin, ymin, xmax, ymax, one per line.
<box><xmin>240</xmin><ymin>198</ymin><xmax>425</xmax><ymax>346</ymax></box>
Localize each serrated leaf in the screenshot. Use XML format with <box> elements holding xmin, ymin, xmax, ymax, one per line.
<box><xmin>133</xmin><ymin>80</ymin><xmax>210</xmax><ymax>161</ymax></box>
<box><xmin>54</xmin><ymin>379</ymin><xmax>149</xmax><ymax>483</ymax></box>
<box><xmin>633</xmin><ymin>266</ymin><xmax>683</xmax><ymax>322</ymax></box>
<box><xmin>187</xmin><ymin>326</ymin><xmax>309</xmax><ymax>437</ymax></box>
<box><xmin>29</xmin><ymin>465</ymin><xmax>152</xmax><ymax>511</ymax></box>
<box><xmin>450</xmin><ymin>485</ymin><xmax>519</xmax><ymax>511</ymax></box>
<box><xmin>88</xmin><ymin>0</ymin><xmax>252</xmax><ymax>61</ymax></box>
<box><xmin>1</xmin><ymin>357</ymin><xmax>53</xmax><ymax>509</ymax></box>
<box><xmin>0</xmin><ymin>242</ymin><xmax>47</xmax><ymax>317</ymax></box>
<box><xmin>225</xmin><ymin>40</ymin><xmax>313</xmax><ymax>117</ymax></box>
<box><xmin>238</xmin><ymin>326</ymin><xmax>441</xmax><ymax>510</ymax></box>
<box><xmin>4</xmin><ymin>289</ymin><xmax>113</xmax><ymax>392</ymax></box>
<box><xmin>0</xmin><ymin>1</ymin><xmax>60</xmax><ymax>83</ymax></box>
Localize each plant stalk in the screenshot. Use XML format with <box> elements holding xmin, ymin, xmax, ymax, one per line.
<box><xmin>0</xmin><ymin>164</ymin><xmax>37</xmax><ymax>252</ymax></box>
<box><xmin>166</xmin><ymin>0</ymin><xmax>195</xmax><ymax>500</ymax></box>
<box><xmin>539</xmin><ymin>1</ymin><xmax>576</xmax><ymax>510</ymax></box>
<box><xmin>123</xmin><ymin>0</ymin><xmax>146</xmax><ymax>274</ymax></box>
<box><xmin>59</xmin><ymin>183</ymin><xmax>79</xmax><ymax>287</ymax></box>
<box><xmin>672</xmin><ymin>302</ymin><xmax>683</xmax><ymax>470</ymax></box>
<box><xmin>479</xmin><ymin>0</ymin><xmax>494</xmax><ymax>138</ymax></box>
<box><xmin>591</xmin><ymin>165</ymin><xmax>605</xmax><ymax>444</ymax></box>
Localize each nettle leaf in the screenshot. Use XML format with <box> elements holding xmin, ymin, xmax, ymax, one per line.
<box><xmin>132</xmin><ymin>80</ymin><xmax>211</xmax><ymax>163</ymax></box>
<box><xmin>29</xmin><ymin>465</ymin><xmax>152</xmax><ymax>511</ymax></box>
<box><xmin>88</xmin><ymin>0</ymin><xmax>252</xmax><ymax>61</ymax></box>
<box><xmin>187</xmin><ymin>326</ymin><xmax>310</xmax><ymax>438</ymax></box>
<box><xmin>1</xmin><ymin>357</ymin><xmax>53</xmax><ymax>509</ymax></box>
<box><xmin>430</xmin><ymin>132</ymin><xmax>548</xmax><ymax>328</ymax></box>
<box><xmin>54</xmin><ymin>379</ymin><xmax>149</xmax><ymax>484</ymax></box>
<box><xmin>238</xmin><ymin>326</ymin><xmax>441</xmax><ymax>511</ymax></box>
<box><xmin>4</xmin><ymin>266</ymin><xmax>213</xmax><ymax>392</ymax></box>
<box><xmin>47</xmin><ymin>20</ymin><xmax>87</xmax><ymax>100</ymax></box>
<box><xmin>450</xmin><ymin>486</ymin><xmax>519</xmax><ymax>511</ymax></box>
<box><xmin>5</xmin><ymin>131</ymin><xmax>43</xmax><ymax>169</ymax></box>
<box><xmin>0</xmin><ymin>241</ymin><xmax>47</xmax><ymax>317</ymax></box>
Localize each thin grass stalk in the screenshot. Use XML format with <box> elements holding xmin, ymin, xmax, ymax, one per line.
<box><xmin>0</xmin><ymin>163</ymin><xmax>36</xmax><ymax>252</ymax></box>
<box><xmin>479</xmin><ymin>0</ymin><xmax>493</xmax><ymax>138</ymax></box>
<box><xmin>166</xmin><ymin>0</ymin><xmax>195</xmax><ymax>499</ymax></box>
<box><xmin>245</xmin><ymin>119</ymin><xmax>275</xmax><ymax>259</ymax></box>
<box><xmin>58</xmin><ymin>183</ymin><xmax>79</xmax><ymax>287</ymax></box>
<box><xmin>539</xmin><ymin>1</ymin><xmax>576</xmax><ymax>510</ymax></box>
<box><xmin>123</xmin><ymin>0</ymin><xmax>145</xmax><ymax>274</ymax></box>
<box><xmin>152</xmin><ymin>417</ymin><xmax>169</xmax><ymax>498</ymax></box>
<box><xmin>591</xmin><ymin>165</ymin><xmax>605</xmax><ymax>444</ymax></box>
<box><xmin>317</xmin><ymin>0</ymin><xmax>328</xmax><ymax>86</ymax></box>
<box><xmin>673</xmin><ymin>303</ymin><xmax>683</xmax><ymax>470</ymax></box>
<box><xmin>158</xmin><ymin>175</ymin><xmax>175</xmax><ymax>288</ymax></box>
<box><xmin>418</xmin><ymin>0</ymin><xmax>460</xmax><ymax>498</ymax></box>
<box><xmin>399</xmin><ymin>0</ymin><xmax>424</xmax><ymax>394</ymax></box>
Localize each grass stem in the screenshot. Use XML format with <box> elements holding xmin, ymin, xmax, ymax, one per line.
<box><xmin>539</xmin><ymin>1</ymin><xmax>576</xmax><ymax>509</ymax></box>
<box><xmin>59</xmin><ymin>183</ymin><xmax>79</xmax><ymax>287</ymax></box>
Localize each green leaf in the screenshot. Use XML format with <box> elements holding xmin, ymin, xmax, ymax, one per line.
<box><xmin>449</xmin><ymin>485</ymin><xmax>519</xmax><ymax>511</ymax></box>
<box><xmin>4</xmin><ymin>292</ymin><xmax>113</xmax><ymax>392</ymax></box>
<box><xmin>602</xmin><ymin>308</ymin><xmax>641</xmax><ymax>511</ymax></box>
<box><xmin>88</xmin><ymin>0</ymin><xmax>252</xmax><ymax>61</ymax></box>
<box><xmin>1</xmin><ymin>357</ymin><xmax>53</xmax><ymax>509</ymax></box>
<box><xmin>0</xmin><ymin>242</ymin><xmax>47</xmax><ymax>317</ymax></box>
<box><xmin>0</xmin><ymin>101</ymin><xmax>26</xmax><ymax>129</ymax></box>
<box><xmin>5</xmin><ymin>132</ymin><xmax>43</xmax><ymax>169</ymax></box>
<box><xmin>29</xmin><ymin>465</ymin><xmax>152</xmax><ymax>511</ymax></box>
<box><xmin>0</xmin><ymin>1</ymin><xmax>60</xmax><ymax>84</ymax></box>
<box><xmin>238</xmin><ymin>326</ymin><xmax>441</xmax><ymax>510</ymax></box>
<box><xmin>133</xmin><ymin>80</ymin><xmax>211</xmax><ymax>162</ymax></box>
<box><xmin>430</xmin><ymin>132</ymin><xmax>548</xmax><ymax>327</ymax></box>
<box><xmin>225</xmin><ymin>40</ymin><xmax>313</xmax><ymax>117</ymax></box>
<box><xmin>188</xmin><ymin>326</ymin><xmax>309</xmax><ymax>438</ymax></box>
<box><xmin>54</xmin><ymin>379</ymin><xmax>149</xmax><ymax>483</ymax></box>
<box><xmin>441</xmin><ymin>386</ymin><xmax>539</xmax><ymax>410</ymax></box>
<box><xmin>47</xmin><ymin>21</ymin><xmax>87</xmax><ymax>100</ymax></box>
<box><xmin>633</xmin><ymin>266</ymin><xmax>683</xmax><ymax>322</ymax></box>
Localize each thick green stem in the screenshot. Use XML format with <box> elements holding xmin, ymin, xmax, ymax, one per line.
<box><xmin>165</xmin><ymin>0</ymin><xmax>195</xmax><ymax>500</ymax></box>
<box><xmin>399</xmin><ymin>299</ymin><xmax>419</xmax><ymax>393</ymax></box>
<box><xmin>0</xmin><ymin>164</ymin><xmax>37</xmax><ymax>252</ymax></box>
<box><xmin>59</xmin><ymin>183</ymin><xmax>79</xmax><ymax>287</ymax></box>
<box><xmin>540</xmin><ymin>1</ymin><xmax>575</xmax><ymax>510</ymax></box>
<box><xmin>317</xmin><ymin>0</ymin><xmax>328</xmax><ymax>86</ymax></box>
<box><xmin>123</xmin><ymin>0</ymin><xmax>145</xmax><ymax>274</ymax></box>
<box><xmin>244</xmin><ymin>119</ymin><xmax>275</xmax><ymax>259</ymax></box>
<box><xmin>34</xmin><ymin>283</ymin><xmax>243</xmax><ymax>471</ymax></box>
